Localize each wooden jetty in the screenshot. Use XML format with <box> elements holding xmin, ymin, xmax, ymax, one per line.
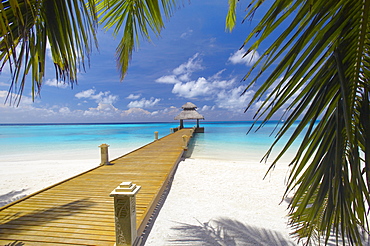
<box><xmin>0</xmin><ymin>128</ymin><xmax>195</xmax><ymax>245</ymax></box>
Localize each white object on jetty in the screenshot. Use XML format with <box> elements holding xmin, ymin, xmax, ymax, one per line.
<box><xmin>110</xmin><ymin>182</ymin><xmax>141</xmax><ymax>246</ymax></box>
<box><xmin>154</xmin><ymin>131</ymin><xmax>159</xmax><ymax>141</ymax></box>
<box><xmin>99</xmin><ymin>143</ymin><xmax>110</xmax><ymax>165</ymax></box>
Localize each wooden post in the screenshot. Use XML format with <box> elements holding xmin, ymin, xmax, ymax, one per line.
<box><xmin>154</xmin><ymin>131</ymin><xmax>158</xmax><ymax>140</ymax></box>
<box><xmin>180</xmin><ymin>119</ymin><xmax>184</xmax><ymax>129</ymax></box>
<box><xmin>110</xmin><ymin>182</ymin><xmax>141</xmax><ymax>246</ymax></box>
<box><xmin>99</xmin><ymin>143</ymin><xmax>110</xmax><ymax>165</ymax></box>
<box><xmin>182</xmin><ymin>135</ymin><xmax>188</xmax><ymax>150</ymax></box>
<box><xmin>197</xmin><ymin>119</ymin><xmax>200</xmax><ymax>128</ymax></box>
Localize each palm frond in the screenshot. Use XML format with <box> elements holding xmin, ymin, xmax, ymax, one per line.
<box><xmin>236</xmin><ymin>0</ymin><xmax>370</xmax><ymax>244</ymax></box>
<box><xmin>96</xmin><ymin>0</ymin><xmax>179</xmax><ymax>80</ymax></box>
<box><xmin>0</xmin><ymin>0</ymin><xmax>98</xmax><ymax>104</ymax></box>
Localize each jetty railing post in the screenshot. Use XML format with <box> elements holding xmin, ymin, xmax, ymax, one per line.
<box><xmin>154</xmin><ymin>131</ymin><xmax>158</xmax><ymax>141</ymax></box>
<box><xmin>110</xmin><ymin>182</ymin><xmax>141</xmax><ymax>246</ymax></box>
<box><xmin>99</xmin><ymin>143</ymin><xmax>110</xmax><ymax>165</ymax></box>
<box><xmin>182</xmin><ymin>135</ymin><xmax>188</xmax><ymax>150</ymax></box>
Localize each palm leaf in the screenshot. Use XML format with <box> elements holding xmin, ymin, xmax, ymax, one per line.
<box><xmin>0</xmin><ymin>0</ymin><xmax>98</xmax><ymax>104</ymax></box>
<box><xmin>229</xmin><ymin>0</ymin><xmax>370</xmax><ymax>245</ymax></box>
<box><xmin>96</xmin><ymin>0</ymin><xmax>178</xmax><ymax>80</ymax></box>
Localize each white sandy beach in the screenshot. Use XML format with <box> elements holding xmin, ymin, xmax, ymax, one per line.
<box><xmin>143</xmin><ymin>157</ymin><xmax>297</xmax><ymax>246</ymax></box>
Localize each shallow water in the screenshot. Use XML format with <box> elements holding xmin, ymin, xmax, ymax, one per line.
<box><xmin>189</xmin><ymin>121</ymin><xmax>302</xmax><ymax>162</ymax></box>
<box><xmin>1</xmin><ymin>122</ymin><xmax>178</xmax><ymax>162</ymax></box>
<box><xmin>1</xmin><ymin>121</ymin><xmax>302</xmax><ymax>163</ymax></box>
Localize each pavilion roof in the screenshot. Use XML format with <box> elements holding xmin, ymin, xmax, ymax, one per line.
<box><xmin>175</xmin><ymin>102</ymin><xmax>204</xmax><ymax>120</ymax></box>
<box><xmin>174</xmin><ymin>110</ymin><xmax>204</xmax><ymax>120</ymax></box>
<box><xmin>181</xmin><ymin>102</ymin><xmax>197</xmax><ymax>109</ymax></box>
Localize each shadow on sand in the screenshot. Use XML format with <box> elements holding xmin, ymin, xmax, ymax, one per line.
<box><xmin>168</xmin><ymin>217</ymin><xmax>296</xmax><ymax>246</ymax></box>
<box><xmin>164</xmin><ymin>217</ymin><xmax>370</xmax><ymax>246</ymax></box>
<box><xmin>0</xmin><ymin>189</ymin><xmax>30</xmax><ymax>207</ymax></box>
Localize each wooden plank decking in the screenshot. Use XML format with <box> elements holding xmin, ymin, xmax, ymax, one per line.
<box><xmin>0</xmin><ymin>128</ymin><xmax>195</xmax><ymax>245</ymax></box>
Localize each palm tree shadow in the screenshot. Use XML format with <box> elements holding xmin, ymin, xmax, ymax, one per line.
<box><xmin>168</xmin><ymin>217</ymin><xmax>296</xmax><ymax>246</ymax></box>
<box><xmin>5</xmin><ymin>241</ymin><xmax>25</xmax><ymax>246</ymax></box>
<box><xmin>1</xmin><ymin>198</ymin><xmax>96</xmax><ymax>245</ymax></box>
<box><xmin>1</xmin><ymin>198</ymin><xmax>95</xmax><ymax>228</ymax></box>
<box><xmin>0</xmin><ymin>189</ymin><xmax>29</xmax><ymax>207</ymax></box>
<box><xmin>318</xmin><ymin>228</ymin><xmax>370</xmax><ymax>246</ymax></box>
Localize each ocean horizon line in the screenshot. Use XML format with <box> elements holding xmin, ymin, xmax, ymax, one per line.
<box><xmin>0</xmin><ymin>119</ymin><xmax>308</xmax><ymax>126</ymax></box>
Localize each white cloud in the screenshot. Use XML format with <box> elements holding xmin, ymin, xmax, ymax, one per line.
<box><xmin>98</xmin><ymin>93</ymin><xmax>119</xmax><ymax>104</ymax></box>
<box><xmin>216</xmin><ymin>86</ymin><xmax>254</xmax><ymax>111</ymax></box>
<box><xmin>45</xmin><ymin>78</ymin><xmax>69</xmax><ymax>88</ymax></box>
<box><xmin>172</xmin><ymin>76</ymin><xmax>236</xmax><ymax>99</ymax></box>
<box><xmin>180</xmin><ymin>29</ymin><xmax>193</xmax><ymax>39</ymax></box>
<box><xmin>172</xmin><ymin>77</ymin><xmax>210</xmax><ymax>98</ymax></box>
<box><xmin>96</xmin><ymin>103</ymin><xmax>118</xmax><ymax>112</ymax></box>
<box><xmin>121</xmin><ymin>107</ymin><xmax>151</xmax><ymax>117</ymax></box>
<box><xmin>126</xmin><ymin>93</ymin><xmax>142</xmax><ymax>100</ymax></box>
<box><xmin>149</xmin><ymin>106</ymin><xmax>180</xmax><ymax>117</ymax></box>
<box><xmin>155</xmin><ymin>54</ymin><xmax>256</xmax><ymax>113</ymax></box>
<box><xmin>173</xmin><ymin>53</ymin><xmax>203</xmax><ymax>77</ymax></box>
<box><xmin>156</xmin><ymin>53</ymin><xmax>205</xmax><ymax>87</ymax></box>
<box><xmin>228</xmin><ymin>48</ymin><xmax>260</xmax><ymax>66</ymax></box>
<box><xmin>208</xmin><ymin>69</ymin><xmax>226</xmax><ymax>80</ymax></box>
<box><xmin>0</xmin><ymin>90</ymin><xmax>61</xmax><ymax>122</ymax></box>
<box><xmin>155</xmin><ymin>75</ymin><xmax>181</xmax><ymax>84</ymax></box>
<box><xmin>72</xmin><ymin>89</ymin><xmax>121</xmax><ymax>119</ymax></box>
<box><xmin>75</xmin><ymin>89</ymin><xmax>118</xmax><ymax>104</ymax></box>
<box><xmin>178</xmin><ymin>73</ymin><xmax>191</xmax><ymax>82</ymax></box>
<box><xmin>59</xmin><ymin>107</ymin><xmax>71</xmax><ymax>114</ymax></box>
<box><xmin>75</xmin><ymin>89</ymin><xmax>95</xmax><ymax>99</ymax></box>
<box><xmin>127</xmin><ymin>97</ymin><xmax>161</xmax><ymax>108</ymax></box>
<box><xmin>0</xmin><ymin>90</ymin><xmax>35</xmax><ymax>107</ymax></box>
<box><xmin>83</xmin><ymin>102</ymin><xmax>120</xmax><ymax>117</ymax></box>
<box><xmin>200</xmin><ymin>105</ymin><xmax>215</xmax><ymax>111</ymax></box>
<box><xmin>0</xmin><ymin>90</ymin><xmax>186</xmax><ymax>123</ymax></box>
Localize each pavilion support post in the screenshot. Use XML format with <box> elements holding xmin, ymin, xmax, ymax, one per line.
<box><xmin>99</xmin><ymin>143</ymin><xmax>110</xmax><ymax>165</ymax></box>
<box><xmin>196</xmin><ymin>119</ymin><xmax>200</xmax><ymax>128</ymax></box>
<box><xmin>110</xmin><ymin>182</ymin><xmax>141</xmax><ymax>246</ymax></box>
<box><xmin>180</xmin><ymin>119</ymin><xmax>184</xmax><ymax>129</ymax></box>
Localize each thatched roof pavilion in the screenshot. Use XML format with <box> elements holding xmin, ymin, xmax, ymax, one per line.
<box><xmin>175</xmin><ymin>102</ymin><xmax>204</xmax><ymax>130</ymax></box>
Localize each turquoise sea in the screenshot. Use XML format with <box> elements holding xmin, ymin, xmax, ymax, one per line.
<box><xmin>0</xmin><ymin>121</ymin><xmax>302</xmax><ymax>164</ymax></box>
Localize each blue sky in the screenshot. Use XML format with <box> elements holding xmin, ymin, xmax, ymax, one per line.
<box><xmin>0</xmin><ymin>0</ymin><xmax>281</xmax><ymax>124</ymax></box>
